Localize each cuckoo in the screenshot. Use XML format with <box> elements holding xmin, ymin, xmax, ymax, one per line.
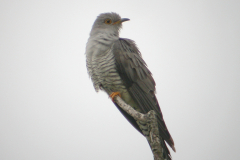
<box><xmin>85</xmin><ymin>12</ymin><xmax>175</xmax><ymax>159</ymax></box>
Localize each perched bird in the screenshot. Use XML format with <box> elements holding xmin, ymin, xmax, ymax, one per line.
<box><xmin>85</xmin><ymin>12</ymin><xmax>175</xmax><ymax>159</ymax></box>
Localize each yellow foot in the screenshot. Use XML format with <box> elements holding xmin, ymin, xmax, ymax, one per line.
<box><xmin>110</xmin><ymin>92</ymin><xmax>121</xmax><ymax>102</ymax></box>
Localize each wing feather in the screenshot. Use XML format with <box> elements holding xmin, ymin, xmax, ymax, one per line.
<box><xmin>113</xmin><ymin>38</ymin><xmax>175</xmax><ymax>150</ymax></box>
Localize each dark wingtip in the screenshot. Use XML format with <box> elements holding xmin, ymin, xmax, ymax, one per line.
<box><xmin>168</xmin><ymin>137</ymin><xmax>176</xmax><ymax>152</ymax></box>
<box><xmin>172</xmin><ymin>145</ymin><xmax>176</xmax><ymax>152</ymax></box>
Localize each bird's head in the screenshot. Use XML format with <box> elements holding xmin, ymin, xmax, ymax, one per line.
<box><xmin>90</xmin><ymin>12</ymin><xmax>130</xmax><ymax>37</ymax></box>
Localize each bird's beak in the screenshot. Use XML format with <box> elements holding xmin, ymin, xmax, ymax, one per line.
<box><xmin>121</xmin><ymin>18</ymin><xmax>130</xmax><ymax>23</ymax></box>
<box><xmin>113</xmin><ymin>18</ymin><xmax>130</xmax><ymax>25</ymax></box>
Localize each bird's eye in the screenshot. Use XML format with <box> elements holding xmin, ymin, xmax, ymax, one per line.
<box><xmin>104</xmin><ymin>19</ymin><xmax>112</xmax><ymax>24</ymax></box>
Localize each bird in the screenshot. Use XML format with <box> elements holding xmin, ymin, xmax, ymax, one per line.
<box><xmin>85</xmin><ymin>12</ymin><xmax>175</xmax><ymax>159</ymax></box>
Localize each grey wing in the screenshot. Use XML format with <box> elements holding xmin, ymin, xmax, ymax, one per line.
<box><xmin>113</xmin><ymin>38</ymin><xmax>175</xmax><ymax>150</ymax></box>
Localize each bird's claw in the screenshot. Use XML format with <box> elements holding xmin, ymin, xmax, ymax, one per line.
<box><xmin>110</xmin><ymin>92</ymin><xmax>121</xmax><ymax>102</ymax></box>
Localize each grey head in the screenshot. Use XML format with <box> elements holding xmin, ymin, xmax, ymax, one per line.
<box><xmin>90</xmin><ymin>12</ymin><xmax>130</xmax><ymax>37</ymax></box>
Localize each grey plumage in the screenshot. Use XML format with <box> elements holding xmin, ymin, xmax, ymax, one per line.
<box><xmin>86</xmin><ymin>12</ymin><xmax>175</xmax><ymax>159</ymax></box>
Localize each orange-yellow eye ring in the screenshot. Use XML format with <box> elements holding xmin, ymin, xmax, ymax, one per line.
<box><xmin>104</xmin><ymin>19</ymin><xmax>112</xmax><ymax>24</ymax></box>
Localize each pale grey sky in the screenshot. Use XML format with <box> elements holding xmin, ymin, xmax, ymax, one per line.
<box><xmin>0</xmin><ymin>0</ymin><xmax>240</xmax><ymax>160</ymax></box>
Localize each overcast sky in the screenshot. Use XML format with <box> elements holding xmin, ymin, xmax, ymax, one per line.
<box><xmin>0</xmin><ymin>0</ymin><xmax>240</xmax><ymax>160</ymax></box>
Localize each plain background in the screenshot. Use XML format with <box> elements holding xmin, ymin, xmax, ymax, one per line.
<box><xmin>1</xmin><ymin>0</ymin><xmax>240</xmax><ymax>160</ymax></box>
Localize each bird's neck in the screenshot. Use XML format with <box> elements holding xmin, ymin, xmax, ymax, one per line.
<box><xmin>90</xmin><ymin>29</ymin><xmax>119</xmax><ymax>45</ymax></box>
<box><xmin>86</xmin><ymin>31</ymin><xmax>119</xmax><ymax>59</ymax></box>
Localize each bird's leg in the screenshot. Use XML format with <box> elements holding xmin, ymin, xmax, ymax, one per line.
<box><xmin>110</xmin><ymin>92</ymin><xmax>121</xmax><ymax>102</ymax></box>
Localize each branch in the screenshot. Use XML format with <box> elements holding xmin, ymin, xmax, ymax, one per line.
<box><xmin>114</xmin><ymin>96</ymin><xmax>165</xmax><ymax>160</ymax></box>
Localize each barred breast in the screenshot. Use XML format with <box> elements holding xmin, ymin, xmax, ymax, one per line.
<box><xmin>93</xmin><ymin>47</ymin><xmax>127</xmax><ymax>94</ymax></box>
<box><xmin>86</xmin><ymin>38</ymin><xmax>126</xmax><ymax>95</ymax></box>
